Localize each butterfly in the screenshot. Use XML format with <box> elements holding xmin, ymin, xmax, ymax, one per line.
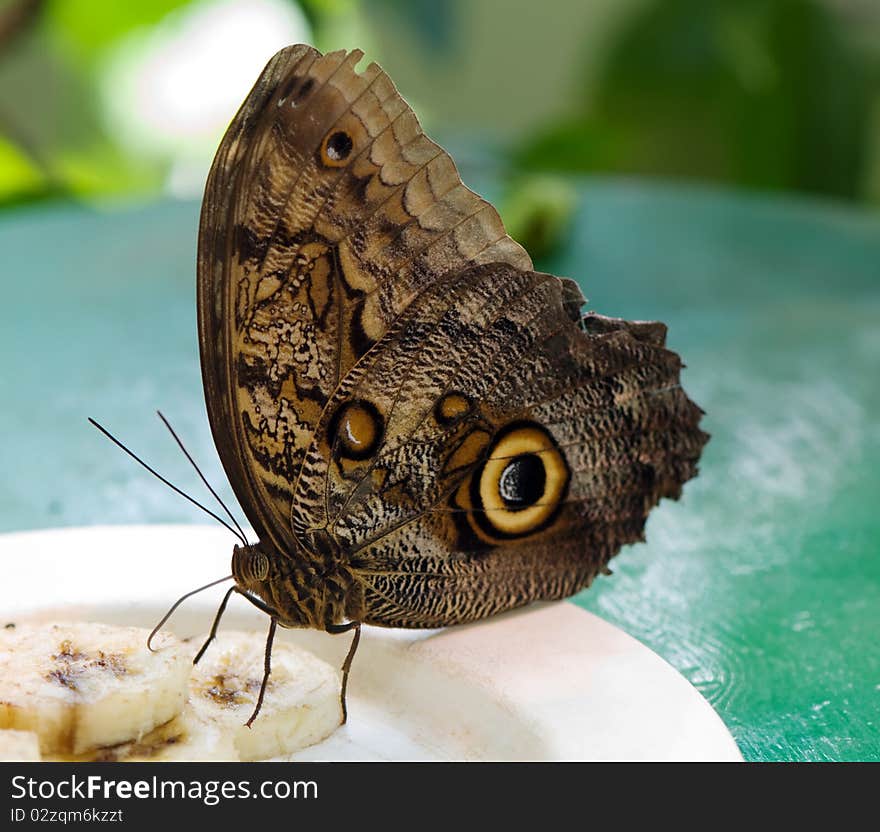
<box><xmin>195</xmin><ymin>44</ymin><xmax>708</xmax><ymax>722</ymax></box>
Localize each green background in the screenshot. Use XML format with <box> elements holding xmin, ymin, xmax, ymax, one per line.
<box><xmin>2</xmin><ymin>180</ymin><xmax>878</xmax><ymax>762</ymax></box>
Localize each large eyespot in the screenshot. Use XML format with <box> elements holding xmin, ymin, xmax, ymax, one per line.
<box><xmin>327</xmin><ymin>399</ymin><xmax>384</xmax><ymax>460</ymax></box>
<box><xmin>470</xmin><ymin>423</ymin><xmax>569</xmax><ymax>539</ymax></box>
<box><xmin>320</xmin><ymin>130</ymin><xmax>354</xmax><ymax>167</ymax></box>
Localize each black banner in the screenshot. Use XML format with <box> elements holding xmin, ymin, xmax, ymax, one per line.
<box><xmin>0</xmin><ymin>761</ymin><xmax>859</xmax><ymax>826</ymax></box>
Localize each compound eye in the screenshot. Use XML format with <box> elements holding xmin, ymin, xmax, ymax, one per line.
<box><xmin>474</xmin><ymin>424</ymin><xmax>569</xmax><ymax>538</ymax></box>
<box><xmin>234</xmin><ymin>547</ymin><xmax>269</xmax><ymax>583</ymax></box>
<box><xmin>253</xmin><ymin>553</ymin><xmax>269</xmax><ymax>581</ymax></box>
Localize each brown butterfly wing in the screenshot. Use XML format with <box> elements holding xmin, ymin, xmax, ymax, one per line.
<box><xmin>295</xmin><ymin>262</ymin><xmax>708</xmax><ymax>627</ymax></box>
<box><xmin>197</xmin><ymin>45</ymin><xmax>531</xmax><ymax>552</ymax></box>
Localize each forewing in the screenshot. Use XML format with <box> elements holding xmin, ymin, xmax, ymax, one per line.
<box><xmin>197</xmin><ymin>45</ymin><xmax>531</xmax><ymax>550</ymax></box>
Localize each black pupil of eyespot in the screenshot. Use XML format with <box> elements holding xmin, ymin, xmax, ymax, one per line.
<box><xmin>326</xmin><ymin>131</ymin><xmax>353</xmax><ymax>161</ymax></box>
<box><xmin>498</xmin><ymin>454</ymin><xmax>545</xmax><ymax>510</ymax></box>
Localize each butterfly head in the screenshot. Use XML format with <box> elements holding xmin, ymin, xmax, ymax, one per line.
<box><xmin>231</xmin><ymin>541</ymin><xmax>271</xmax><ymax>594</ymax></box>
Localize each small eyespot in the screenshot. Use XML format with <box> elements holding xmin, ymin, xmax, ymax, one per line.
<box><xmin>328</xmin><ymin>399</ymin><xmax>384</xmax><ymax>460</ymax></box>
<box><xmin>435</xmin><ymin>392</ymin><xmax>473</xmax><ymax>426</ymax></box>
<box><xmin>321</xmin><ymin>131</ymin><xmax>354</xmax><ymax>167</ymax></box>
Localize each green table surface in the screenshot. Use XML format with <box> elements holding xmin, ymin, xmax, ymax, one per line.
<box><xmin>1</xmin><ymin>179</ymin><xmax>878</xmax><ymax>762</ymax></box>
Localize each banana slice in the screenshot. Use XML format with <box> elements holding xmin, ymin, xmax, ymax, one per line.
<box><xmin>0</xmin><ymin>730</ymin><xmax>41</xmax><ymax>761</ymax></box>
<box><xmin>189</xmin><ymin>631</ymin><xmax>342</xmax><ymax>761</ymax></box>
<box><xmin>54</xmin><ymin>708</ymin><xmax>239</xmax><ymax>762</ymax></box>
<box><xmin>0</xmin><ymin>622</ymin><xmax>189</xmax><ymax>755</ymax></box>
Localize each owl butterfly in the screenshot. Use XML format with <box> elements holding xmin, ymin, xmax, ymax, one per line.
<box><xmin>196</xmin><ymin>44</ymin><xmax>708</xmax><ymax>722</ymax></box>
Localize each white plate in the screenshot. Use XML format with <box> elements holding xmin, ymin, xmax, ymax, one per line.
<box><xmin>0</xmin><ymin>525</ymin><xmax>741</xmax><ymax>761</ymax></box>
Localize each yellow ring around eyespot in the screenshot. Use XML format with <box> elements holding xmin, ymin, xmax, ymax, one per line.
<box><xmin>478</xmin><ymin>426</ymin><xmax>568</xmax><ymax>536</ymax></box>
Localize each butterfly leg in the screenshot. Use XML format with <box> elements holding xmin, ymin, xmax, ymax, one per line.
<box><xmin>245</xmin><ymin>616</ymin><xmax>278</xmax><ymax>728</ymax></box>
<box><xmin>326</xmin><ymin>621</ymin><xmax>361</xmax><ymax>724</ymax></box>
<box><xmin>235</xmin><ymin>588</ymin><xmax>277</xmax><ymax>616</ymax></box>
<box><xmin>193</xmin><ymin>584</ymin><xmax>237</xmax><ymax>665</ymax></box>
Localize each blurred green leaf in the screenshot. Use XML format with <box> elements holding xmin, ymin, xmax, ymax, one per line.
<box><xmin>590</xmin><ymin>0</ymin><xmax>873</xmax><ymax>198</ymax></box>
<box><xmin>45</xmin><ymin>0</ymin><xmax>192</xmax><ymax>62</ymax></box>
<box><xmin>512</xmin><ymin>116</ymin><xmax>626</xmax><ymax>175</ymax></box>
<box><xmin>364</xmin><ymin>0</ymin><xmax>457</xmax><ymax>55</ymax></box>
<box><xmin>54</xmin><ymin>140</ymin><xmax>164</xmax><ymax>197</ymax></box>
<box><xmin>298</xmin><ymin>0</ymin><xmax>356</xmax><ymax>24</ymax></box>
<box><xmin>0</xmin><ymin>9</ymin><xmax>139</xmax><ymax>204</ymax></box>
<box><xmin>0</xmin><ymin>133</ymin><xmax>45</xmax><ymax>199</ymax></box>
<box><xmin>500</xmin><ymin>174</ymin><xmax>577</xmax><ymax>261</ymax></box>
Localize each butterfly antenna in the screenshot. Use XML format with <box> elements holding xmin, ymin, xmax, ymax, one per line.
<box><xmin>156</xmin><ymin>410</ymin><xmax>249</xmax><ymax>546</ymax></box>
<box><xmin>147</xmin><ymin>574</ymin><xmax>234</xmax><ymax>651</ymax></box>
<box><xmin>88</xmin><ymin>417</ymin><xmax>247</xmax><ymax>546</ymax></box>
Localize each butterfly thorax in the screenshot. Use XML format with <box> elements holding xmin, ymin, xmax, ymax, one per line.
<box><xmin>231</xmin><ymin>538</ymin><xmax>359</xmax><ymax>630</ymax></box>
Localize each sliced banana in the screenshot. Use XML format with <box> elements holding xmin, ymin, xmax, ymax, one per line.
<box><xmin>189</xmin><ymin>630</ymin><xmax>342</xmax><ymax>761</ymax></box>
<box><xmin>0</xmin><ymin>622</ymin><xmax>189</xmax><ymax>756</ymax></box>
<box><xmin>0</xmin><ymin>729</ymin><xmax>41</xmax><ymax>761</ymax></box>
<box><xmin>54</xmin><ymin>708</ymin><xmax>239</xmax><ymax>762</ymax></box>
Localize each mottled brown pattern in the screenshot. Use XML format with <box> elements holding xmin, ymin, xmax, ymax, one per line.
<box><xmin>197</xmin><ymin>44</ymin><xmax>708</xmax><ymax>633</ymax></box>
